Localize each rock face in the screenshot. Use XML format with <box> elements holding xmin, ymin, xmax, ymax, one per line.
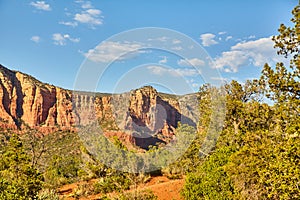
<box><xmin>0</xmin><ymin>65</ymin><xmax>75</xmax><ymax>132</ymax></box>
<box><xmin>125</xmin><ymin>86</ymin><xmax>181</xmax><ymax>132</ymax></box>
<box><xmin>120</xmin><ymin>86</ymin><xmax>182</xmax><ymax>148</ymax></box>
<box><xmin>0</xmin><ymin>64</ymin><xmax>198</xmax><ymax>148</ymax></box>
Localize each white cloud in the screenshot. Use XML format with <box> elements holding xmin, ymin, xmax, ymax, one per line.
<box><xmin>86</xmin><ymin>9</ymin><xmax>101</xmax><ymax>15</ymax></box>
<box><xmin>200</xmin><ymin>33</ymin><xmax>218</xmax><ymax>47</ymax></box>
<box><xmin>192</xmin><ymin>83</ymin><xmax>199</xmax><ymax>88</ymax></box>
<box><xmin>84</xmin><ymin>41</ymin><xmax>145</xmax><ymax>63</ymax></box>
<box><xmin>52</xmin><ymin>33</ymin><xmax>80</xmax><ymax>46</ymax></box>
<box><xmin>52</xmin><ymin>34</ymin><xmax>65</xmax><ymax>46</ymax></box>
<box><xmin>218</xmin><ymin>31</ymin><xmax>226</xmax><ymax>35</ymax></box>
<box><xmin>59</xmin><ymin>21</ymin><xmax>78</xmax><ymax>27</ymax></box>
<box><xmin>211</xmin><ymin>77</ymin><xmax>229</xmax><ymax>82</ymax></box>
<box><xmin>147</xmin><ymin>36</ymin><xmax>168</xmax><ymax>42</ymax></box>
<box><xmin>189</xmin><ymin>45</ymin><xmax>194</xmax><ymax>49</ymax></box>
<box><xmin>61</xmin><ymin>1</ymin><xmax>103</xmax><ymax>28</ymax></box>
<box><xmin>171</xmin><ymin>46</ymin><xmax>183</xmax><ymax>51</ymax></box>
<box><xmin>213</xmin><ymin>37</ymin><xmax>284</xmax><ymax>72</ymax></box>
<box><xmin>225</xmin><ymin>36</ymin><xmax>233</xmax><ymax>41</ymax></box>
<box><xmin>187</xmin><ymin>79</ymin><xmax>200</xmax><ymax>88</ymax></box>
<box><xmin>158</xmin><ymin>56</ymin><xmax>167</xmax><ymax>64</ymax></box>
<box><xmin>172</xmin><ymin>39</ymin><xmax>181</xmax><ymax>44</ymax></box>
<box><xmin>30</xmin><ymin>1</ymin><xmax>51</xmax><ymax>11</ymax></box>
<box><xmin>82</xmin><ymin>1</ymin><xmax>92</xmax><ymax>9</ymax></box>
<box><xmin>74</xmin><ymin>9</ymin><xmax>103</xmax><ymax>26</ymax></box>
<box><xmin>214</xmin><ymin>51</ymin><xmax>248</xmax><ymax>72</ymax></box>
<box><xmin>178</xmin><ymin>58</ymin><xmax>205</xmax><ymax>67</ymax></box>
<box><xmin>30</xmin><ymin>36</ymin><xmax>40</xmax><ymax>43</ymax></box>
<box><xmin>147</xmin><ymin>65</ymin><xmax>198</xmax><ymax>77</ymax></box>
<box><xmin>63</xmin><ymin>34</ymin><xmax>80</xmax><ymax>43</ymax></box>
<box><xmin>248</xmin><ymin>35</ymin><xmax>256</xmax><ymax>39</ymax></box>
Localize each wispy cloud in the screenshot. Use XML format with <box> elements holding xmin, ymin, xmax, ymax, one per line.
<box><xmin>147</xmin><ymin>36</ymin><xmax>169</xmax><ymax>42</ymax></box>
<box><xmin>52</xmin><ymin>33</ymin><xmax>80</xmax><ymax>46</ymax></box>
<box><xmin>213</xmin><ymin>37</ymin><xmax>284</xmax><ymax>72</ymax></box>
<box><xmin>30</xmin><ymin>1</ymin><xmax>51</xmax><ymax>11</ymax></box>
<box><xmin>84</xmin><ymin>41</ymin><xmax>145</xmax><ymax>62</ymax></box>
<box><xmin>30</xmin><ymin>36</ymin><xmax>41</xmax><ymax>43</ymax></box>
<box><xmin>81</xmin><ymin>1</ymin><xmax>93</xmax><ymax>9</ymax></box>
<box><xmin>225</xmin><ymin>36</ymin><xmax>233</xmax><ymax>41</ymax></box>
<box><xmin>172</xmin><ymin>39</ymin><xmax>181</xmax><ymax>44</ymax></box>
<box><xmin>200</xmin><ymin>33</ymin><xmax>218</xmax><ymax>47</ymax></box>
<box><xmin>187</xmin><ymin>79</ymin><xmax>200</xmax><ymax>88</ymax></box>
<box><xmin>59</xmin><ymin>21</ymin><xmax>78</xmax><ymax>27</ymax></box>
<box><xmin>178</xmin><ymin>58</ymin><xmax>205</xmax><ymax>67</ymax></box>
<box><xmin>211</xmin><ymin>76</ymin><xmax>229</xmax><ymax>82</ymax></box>
<box><xmin>158</xmin><ymin>56</ymin><xmax>168</xmax><ymax>64</ymax></box>
<box><xmin>192</xmin><ymin>83</ymin><xmax>199</xmax><ymax>88</ymax></box>
<box><xmin>171</xmin><ymin>46</ymin><xmax>183</xmax><ymax>51</ymax></box>
<box><xmin>147</xmin><ymin>65</ymin><xmax>198</xmax><ymax>77</ymax></box>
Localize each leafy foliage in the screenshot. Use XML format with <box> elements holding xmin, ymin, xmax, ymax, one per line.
<box><xmin>0</xmin><ymin>134</ymin><xmax>43</xmax><ymax>200</ymax></box>
<box><xmin>227</xmin><ymin>130</ymin><xmax>300</xmax><ymax>199</ymax></box>
<box><xmin>181</xmin><ymin>147</ymin><xmax>235</xmax><ymax>200</ymax></box>
<box><xmin>182</xmin><ymin>5</ymin><xmax>300</xmax><ymax>200</ymax></box>
<box><xmin>44</xmin><ymin>154</ymin><xmax>80</xmax><ymax>188</ymax></box>
<box><xmin>261</xmin><ymin>5</ymin><xmax>299</xmax><ymax>135</ymax></box>
<box><xmin>94</xmin><ymin>173</ymin><xmax>132</xmax><ymax>194</ymax></box>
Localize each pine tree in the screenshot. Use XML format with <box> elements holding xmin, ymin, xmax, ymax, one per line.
<box><xmin>0</xmin><ymin>134</ymin><xmax>43</xmax><ymax>200</ymax></box>
<box><xmin>261</xmin><ymin>5</ymin><xmax>300</xmax><ymax>135</ymax></box>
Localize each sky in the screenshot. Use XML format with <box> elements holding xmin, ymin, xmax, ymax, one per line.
<box><xmin>0</xmin><ymin>0</ymin><xmax>297</xmax><ymax>94</ymax></box>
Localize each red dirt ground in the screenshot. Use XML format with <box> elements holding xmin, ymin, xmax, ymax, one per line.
<box><xmin>59</xmin><ymin>176</ymin><xmax>185</xmax><ymax>200</ymax></box>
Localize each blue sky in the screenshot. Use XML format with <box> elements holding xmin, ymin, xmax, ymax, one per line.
<box><xmin>0</xmin><ymin>0</ymin><xmax>297</xmax><ymax>94</ymax></box>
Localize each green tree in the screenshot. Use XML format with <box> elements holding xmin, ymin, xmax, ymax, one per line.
<box><xmin>182</xmin><ymin>5</ymin><xmax>300</xmax><ymax>200</ymax></box>
<box><xmin>181</xmin><ymin>147</ymin><xmax>235</xmax><ymax>200</ymax></box>
<box><xmin>224</xmin><ymin>80</ymin><xmax>263</xmax><ymax>135</ymax></box>
<box><xmin>261</xmin><ymin>5</ymin><xmax>300</xmax><ymax>135</ymax></box>
<box><xmin>226</xmin><ymin>5</ymin><xmax>300</xmax><ymax>199</ymax></box>
<box><xmin>44</xmin><ymin>154</ymin><xmax>80</xmax><ymax>188</ymax></box>
<box><xmin>0</xmin><ymin>134</ymin><xmax>43</xmax><ymax>200</ymax></box>
<box><xmin>215</xmin><ymin>80</ymin><xmax>267</xmax><ymax>149</ymax></box>
<box><xmin>227</xmin><ymin>129</ymin><xmax>300</xmax><ymax>199</ymax></box>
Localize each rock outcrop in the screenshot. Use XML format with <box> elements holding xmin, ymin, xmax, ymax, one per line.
<box><xmin>0</xmin><ymin>65</ymin><xmax>74</xmax><ymax>132</ymax></box>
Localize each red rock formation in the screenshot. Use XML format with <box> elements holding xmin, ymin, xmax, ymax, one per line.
<box><xmin>0</xmin><ymin>64</ymin><xmax>197</xmax><ymax>149</ymax></box>
<box><xmin>0</xmin><ymin>65</ymin><xmax>75</xmax><ymax>131</ymax></box>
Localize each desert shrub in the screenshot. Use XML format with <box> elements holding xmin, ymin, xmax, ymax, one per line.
<box><xmin>94</xmin><ymin>173</ymin><xmax>132</xmax><ymax>194</ymax></box>
<box><xmin>116</xmin><ymin>190</ymin><xmax>158</xmax><ymax>200</ymax></box>
<box><xmin>86</xmin><ymin>161</ymin><xmax>109</xmax><ymax>178</ymax></box>
<box><xmin>44</xmin><ymin>155</ymin><xmax>80</xmax><ymax>188</ymax></box>
<box><xmin>37</xmin><ymin>189</ymin><xmax>60</xmax><ymax>200</ymax></box>
<box><xmin>69</xmin><ymin>182</ymin><xmax>96</xmax><ymax>198</ymax></box>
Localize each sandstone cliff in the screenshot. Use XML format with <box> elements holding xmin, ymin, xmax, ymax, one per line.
<box><xmin>0</xmin><ymin>64</ymin><xmax>198</xmax><ymax>148</ymax></box>
<box><xmin>0</xmin><ymin>65</ymin><xmax>73</xmax><ymax>131</ymax></box>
